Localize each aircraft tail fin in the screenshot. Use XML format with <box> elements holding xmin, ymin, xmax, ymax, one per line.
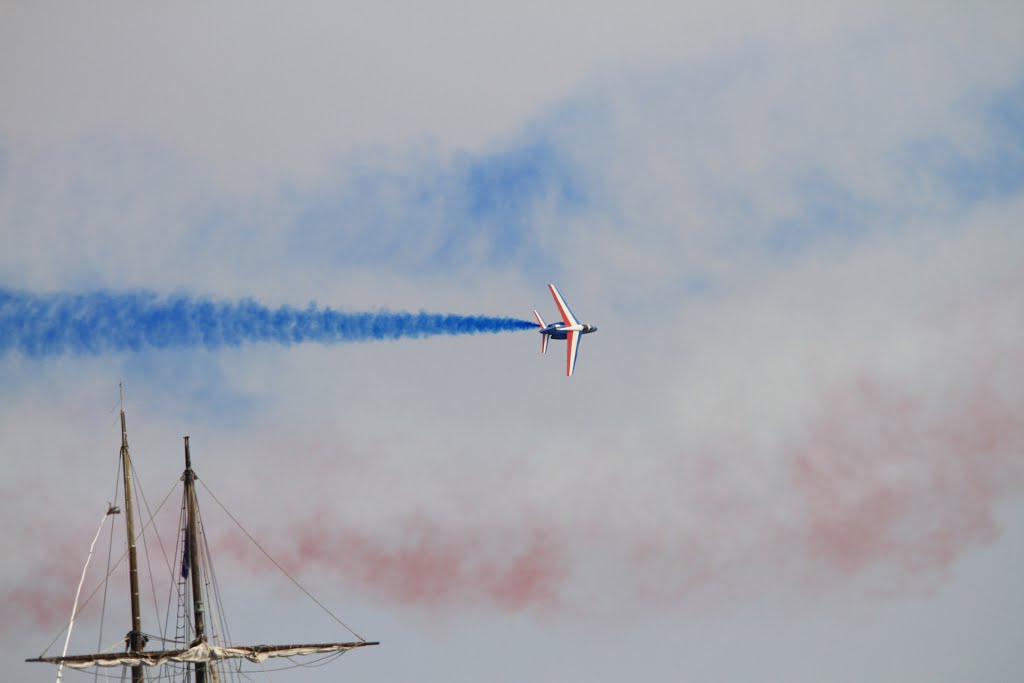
<box><xmin>534</xmin><ymin>310</ymin><xmax>548</xmax><ymax>354</ymax></box>
<box><xmin>540</xmin><ymin>309</ymin><xmax>548</xmax><ymax>352</ymax></box>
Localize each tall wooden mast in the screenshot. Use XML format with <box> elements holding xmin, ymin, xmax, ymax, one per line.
<box><xmin>119</xmin><ymin>400</ymin><xmax>145</xmax><ymax>683</ymax></box>
<box><xmin>183</xmin><ymin>436</ymin><xmax>208</xmax><ymax>683</ymax></box>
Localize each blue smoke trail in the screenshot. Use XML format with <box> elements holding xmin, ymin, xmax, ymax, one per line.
<box><xmin>0</xmin><ymin>289</ymin><xmax>536</xmax><ymax>357</ymax></box>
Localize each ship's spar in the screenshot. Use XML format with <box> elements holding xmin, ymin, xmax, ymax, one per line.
<box><xmin>28</xmin><ymin>407</ymin><xmax>378</xmax><ymax>681</ymax></box>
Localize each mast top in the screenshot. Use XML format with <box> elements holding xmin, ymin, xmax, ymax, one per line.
<box><xmin>119</xmin><ymin>382</ymin><xmax>128</xmax><ymax>448</ymax></box>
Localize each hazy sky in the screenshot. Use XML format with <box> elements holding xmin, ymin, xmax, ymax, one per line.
<box><xmin>3</xmin><ymin>3</ymin><xmax>1023</xmax><ymax>682</ymax></box>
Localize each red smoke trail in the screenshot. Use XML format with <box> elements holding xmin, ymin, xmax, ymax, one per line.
<box><xmin>791</xmin><ymin>357</ymin><xmax>1024</xmax><ymax>583</ymax></box>
<box><xmin>323</xmin><ymin>524</ymin><xmax>564</xmax><ymax>611</ymax></box>
<box><xmin>0</xmin><ymin>509</ymin><xmax>96</xmax><ymax>636</ymax></box>
<box><xmin>261</xmin><ymin>355</ymin><xmax>1020</xmax><ymax>612</ymax></box>
<box><xmin>6</xmin><ymin>566</ymin><xmax>83</xmax><ymax>633</ymax></box>
<box><xmin>213</xmin><ymin>516</ymin><xmax>567</xmax><ymax>613</ymax></box>
<box><xmin>8</xmin><ymin>355</ymin><xmax>1022</xmax><ymax>627</ymax></box>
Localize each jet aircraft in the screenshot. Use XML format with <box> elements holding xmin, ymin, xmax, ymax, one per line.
<box><xmin>533</xmin><ymin>284</ymin><xmax>597</xmax><ymax>376</ymax></box>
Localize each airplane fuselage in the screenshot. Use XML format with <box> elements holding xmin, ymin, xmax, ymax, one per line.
<box><xmin>538</xmin><ymin>323</ymin><xmax>597</xmax><ymax>340</ymax></box>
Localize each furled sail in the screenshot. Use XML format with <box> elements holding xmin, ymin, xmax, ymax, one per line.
<box><xmin>29</xmin><ymin>640</ymin><xmax>379</xmax><ymax>669</ymax></box>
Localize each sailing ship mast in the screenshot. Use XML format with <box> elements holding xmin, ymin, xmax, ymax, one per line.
<box><xmin>120</xmin><ymin>404</ymin><xmax>146</xmax><ymax>683</ymax></box>
<box><xmin>28</xmin><ymin>404</ymin><xmax>379</xmax><ymax>678</ymax></box>
<box><xmin>183</xmin><ymin>435</ymin><xmax>207</xmax><ymax>683</ymax></box>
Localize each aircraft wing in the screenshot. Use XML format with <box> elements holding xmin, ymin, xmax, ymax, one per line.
<box><xmin>565</xmin><ymin>330</ymin><xmax>581</xmax><ymax>376</ymax></box>
<box><xmin>548</xmin><ymin>284</ymin><xmax>579</xmax><ymax>327</ymax></box>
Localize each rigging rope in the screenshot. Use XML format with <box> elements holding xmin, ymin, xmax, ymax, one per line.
<box><xmin>163</xmin><ymin>491</ymin><xmax>190</xmax><ymax>652</ymax></box>
<box><xmin>56</xmin><ymin>507</ymin><xmax>114</xmax><ymax>683</ymax></box>
<box><xmin>130</xmin><ymin>458</ymin><xmax>175</xmax><ymax>647</ymax></box>
<box><xmin>95</xmin><ymin>443</ymin><xmax>124</xmax><ymax>683</ymax></box>
<box><xmin>197</xmin><ymin>479</ymin><xmax>367</xmax><ymax>642</ymax></box>
<box><xmin>197</xmin><ymin>501</ymin><xmax>235</xmax><ymax>648</ymax></box>
<box><xmin>38</xmin><ymin>478</ymin><xmax>181</xmax><ymax>658</ymax></box>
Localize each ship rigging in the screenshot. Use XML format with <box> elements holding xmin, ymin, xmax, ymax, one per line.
<box><xmin>28</xmin><ymin>404</ymin><xmax>378</xmax><ymax>682</ymax></box>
